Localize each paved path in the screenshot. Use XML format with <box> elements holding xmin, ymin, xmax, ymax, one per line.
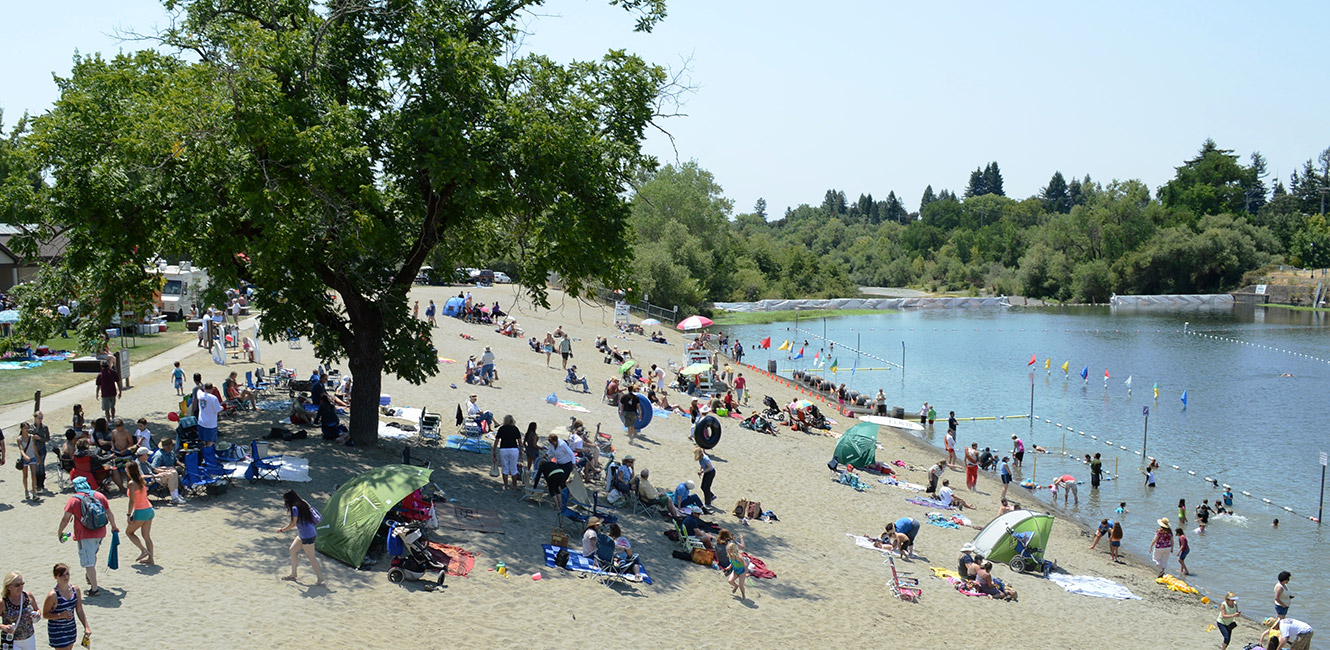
<box><xmin>0</xmin><ymin>316</ymin><xmax>261</xmax><ymax>431</ymax></box>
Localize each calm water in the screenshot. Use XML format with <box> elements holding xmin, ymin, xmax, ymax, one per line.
<box><xmin>731</xmin><ymin>305</ymin><xmax>1329</xmax><ymax>629</ymax></box>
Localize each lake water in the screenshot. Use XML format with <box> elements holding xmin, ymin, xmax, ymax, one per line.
<box><xmin>729</xmin><ymin>304</ymin><xmax>1329</xmax><ymax>630</ymax></box>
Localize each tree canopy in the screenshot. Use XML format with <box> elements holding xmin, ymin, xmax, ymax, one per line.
<box><xmin>5</xmin><ymin>0</ymin><xmax>670</xmax><ymax>445</ymax></box>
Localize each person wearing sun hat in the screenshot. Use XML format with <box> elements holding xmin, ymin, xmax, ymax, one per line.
<box><xmin>580</xmin><ymin>516</ymin><xmax>604</xmax><ymax>558</ymax></box>
<box><xmin>56</xmin><ymin>477</ymin><xmax>119</xmax><ymax>596</ymax></box>
<box><xmin>1262</xmin><ymin>615</ymin><xmax>1314</xmax><ymax>649</ymax></box>
<box><xmin>1149</xmin><ymin>517</ymin><xmax>1174</xmax><ymax>578</ymax></box>
<box><xmin>1216</xmin><ymin>592</ymin><xmax>1240</xmax><ymax>649</ymax></box>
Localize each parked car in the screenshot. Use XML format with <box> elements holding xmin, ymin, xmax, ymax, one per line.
<box><xmin>493</xmin><ymin>271</ymin><xmax>511</xmax><ymax>284</ymax></box>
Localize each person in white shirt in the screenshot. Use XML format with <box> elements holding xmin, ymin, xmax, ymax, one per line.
<box><xmin>479</xmin><ymin>347</ymin><xmax>496</xmax><ymax>383</ymax></box>
<box><xmin>1264</xmin><ymin>617</ymin><xmax>1313</xmax><ymax>649</ymax></box>
<box><xmin>134</xmin><ymin>418</ymin><xmax>152</xmax><ymax>449</ymax></box>
<box><xmin>465</xmin><ymin>394</ymin><xmax>495</xmax><ymax>430</ymax></box>
<box><xmin>229</xmin><ymin>298</ymin><xmax>241</xmax><ymax>326</ymax></box>
<box><xmin>196</xmin><ymin>384</ymin><xmax>222</xmax><ymax>448</ymax></box>
<box><xmin>57</xmin><ymin>302</ymin><xmax>72</xmax><ymax>338</ymax></box>
<box><xmin>654</xmin><ymin>364</ymin><xmax>666</xmax><ymax>392</ymax></box>
<box><xmin>936</xmin><ymin>479</ymin><xmax>971</xmax><ymax>510</ymax></box>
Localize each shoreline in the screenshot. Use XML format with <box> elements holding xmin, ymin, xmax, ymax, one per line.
<box><xmin>0</xmin><ymin>285</ymin><xmax>1263</xmax><ymax>648</ymax></box>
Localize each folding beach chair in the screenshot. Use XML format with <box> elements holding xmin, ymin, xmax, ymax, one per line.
<box><xmin>561</xmin><ymin>473</ymin><xmax>617</xmax><ymax>525</ymax></box>
<box><xmin>199</xmin><ymin>446</ymin><xmax>235</xmax><ymax>486</ymax></box>
<box><xmin>418</xmin><ymin>410</ymin><xmax>442</xmax><ymax>442</ymax></box>
<box><xmin>246</xmin><ymin>370</ymin><xmax>272</xmax><ymax>397</ymax></box>
<box><xmin>885</xmin><ymin>555</ymin><xmax>921</xmax><ymax>602</ymax></box>
<box><xmin>245</xmin><ymin>440</ymin><xmax>284</xmax><ymax>482</ymax></box>
<box><xmin>181</xmin><ymin>453</ymin><xmax>219</xmax><ymax>499</ymax></box>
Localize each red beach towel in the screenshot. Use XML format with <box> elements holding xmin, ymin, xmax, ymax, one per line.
<box><xmin>742</xmin><ymin>553</ymin><xmax>776</xmax><ymax>579</ymax></box>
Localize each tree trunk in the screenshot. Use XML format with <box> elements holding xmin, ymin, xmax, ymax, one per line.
<box><xmin>344</xmin><ymin>307</ymin><xmax>386</xmax><ymax>448</ymax></box>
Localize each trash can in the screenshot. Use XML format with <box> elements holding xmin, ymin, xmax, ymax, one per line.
<box><xmin>767</xmin><ymin>360</ymin><xmax>777</xmax><ymax>374</ymax></box>
<box><xmin>891</xmin><ymin>406</ymin><xmax>905</xmax><ymax>419</ymax></box>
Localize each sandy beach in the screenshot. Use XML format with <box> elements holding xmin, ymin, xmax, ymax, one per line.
<box><xmin>0</xmin><ymin>284</ymin><xmax>1263</xmax><ymax>649</ymax></box>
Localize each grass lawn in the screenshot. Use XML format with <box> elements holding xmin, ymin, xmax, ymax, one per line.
<box><xmin>711</xmin><ymin>308</ymin><xmax>896</xmax><ymax>326</ymax></box>
<box><xmin>1264</xmin><ymin>304</ymin><xmax>1330</xmax><ymax>312</ymax></box>
<box><xmin>1</xmin><ymin>321</ymin><xmax>196</xmax><ymax>407</ymax></box>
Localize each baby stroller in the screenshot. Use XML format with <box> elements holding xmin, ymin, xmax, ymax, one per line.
<box><xmin>761</xmin><ymin>396</ymin><xmax>786</xmax><ymax>423</ymax></box>
<box><xmin>387</xmin><ymin>520</ymin><xmax>448</xmax><ymax>591</ymax></box>
<box><xmin>1006</xmin><ymin>530</ymin><xmax>1055</xmax><ymax>576</ymax></box>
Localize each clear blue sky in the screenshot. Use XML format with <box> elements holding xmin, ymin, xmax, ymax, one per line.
<box><xmin>4</xmin><ymin>1</ymin><xmax>1328</xmax><ymax>216</ymax></box>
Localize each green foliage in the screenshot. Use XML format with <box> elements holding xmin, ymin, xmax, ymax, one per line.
<box><xmin>9</xmin><ymin>0</ymin><xmax>668</xmax><ymax>445</ymax></box>
<box><xmin>1157</xmin><ymin>139</ymin><xmax>1256</xmax><ymax>216</ymax></box>
<box><xmin>1290</xmin><ymin>214</ymin><xmax>1330</xmax><ymax>268</ymax></box>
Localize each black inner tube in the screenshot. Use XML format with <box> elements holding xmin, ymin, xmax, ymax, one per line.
<box><xmin>693</xmin><ymin>414</ymin><xmax>722</xmax><ymax>449</ymax></box>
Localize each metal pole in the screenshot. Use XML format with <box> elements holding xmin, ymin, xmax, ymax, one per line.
<box><xmin>1142</xmin><ymin>408</ymin><xmax>1150</xmax><ymax>462</ymax></box>
<box><xmin>901</xmin><ymin>341</ymin><xmax>905</xmax><ymax>373</ymax></box>
<box><xmin>1319</xmin><ymin>463</ymin><xmax>1325</xmax><ymax>526</ymax></box>
<box><xmin>1029</xmin><ymin>373</ymin><xmax>1035</xmax><ymax>431</ymax></box>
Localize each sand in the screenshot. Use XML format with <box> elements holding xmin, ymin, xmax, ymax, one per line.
<box><xmin>0</xmin><ymin>285</ymin><xmax>1264</xmax><ymax>649</ymax></box>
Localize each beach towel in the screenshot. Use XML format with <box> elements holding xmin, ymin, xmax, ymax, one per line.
<box><xmin>907</xmin><ymin>497</ymin><xmax>954</xmax><ymax>510</ymax></box>
<box><xmin>555</xmin><ymin>400</ymin><xmax>591</xmax><ymax>413</ymax></box>
<box><xmin>541</xmin><ymin>544</ymin><xmax>654</xmax><ymax>585</ymax></box>
<box><xmin>878</xmin><ymin>477</ymin><xmax>925</xmax><ymax>492</ymax></box>
<box><xmin>434</xmin><ymin>505</ymin><xmax>505</xmax><ymax>534</ymax></box>
<box><xmin>256</xmin><ymin>399</ymin><xmax>292</xmax><ymax>411</ymax></box>
<box><xmin>929</xmin><ymin>570</ymin><xmax>984</xmax><ymax>597</ymax></box>
<box><xmin>383</xmin><ymin>407</ymin><xmax>424</xmax><ymax>423</ymax></box>
<box><xmin>742</xmin><ymin>553</ymin><xmax>776</xmax><ymax>579</ymax></box>
<box><xmin>0</xmin><ymin>361</ymin><xmax>43</xmax><ymax>370</ymax></box>
<box><xmin>846</xmin><ymin>533</ymin><xmax>888</xmax><ymax>553</ymax></box>
<box><xmin>1155</xmin><ymin>574</ymin><xmax>1199</xmax><ymax>594</ymax></box>
<box><xmin>426</xmin><ymin>542</ymin><xmax>478</xmax><ymax>577</ymax></box>
<box><xmin>1050</xmin><ymin>574</ymin><xmax>1141</xmax><ymax>600</ymax></box>
<box><xmin>445</xmin><ymin>435</ymin><xmax>491</xmax><ymax>453</ymax></box>
<box><xmin>438</xmin><ymin>358</ymin><xmax>457</xmax><ymax>364</ymax></box>
<box><xmin>837</xmin><ymin>473</ymin><xmax>871</xmax><ymax>491</ymax></box>
<box><xmin>223</xmin><ymin>456</ymin><xmax>312</xmax><ymax>482</ymax></box>
<box><xmin>927</xmin><ymin>513</ymin><xmax>961</xmax><ymax>529</ymax></box>
<box><xmin>108</xmin><ymin>531</ymin><xmax>120</xmax><ymax>570</ymax></box>
<box><xmin>652</xmin><ymin>407</ymin><xmax>672</xmax><ymax>419</ymax></box>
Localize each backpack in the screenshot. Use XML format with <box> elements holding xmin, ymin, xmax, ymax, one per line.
<box><xmin>75</xmin><ymin>493</ymin><xmax>109</xmax><ymax>531</ymax></box>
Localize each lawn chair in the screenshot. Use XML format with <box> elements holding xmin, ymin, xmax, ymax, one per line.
<box><xmin>886</xmin><ymin>555</ymin><xmax>921</xmax><ymax>602</ymax></box>
<box><xmin>287</xmin><ymin>330</ymin><xmax>302</xmax><ymax>349</ymax></box>
<box><xmin>246</xmin><ymin>370</ymin><xmax>272</xmax><ymax>397</ymax></box>
<box><xmin>199</xmin><ymin>446</ymin><xmax>235</xmax><ymax>485</ymax></box>
<box><xmin>418</xmin><ymin>410</ymin><xmax>442</xmax><ymax>442</ymax></box>
<box><xmin>245</xmin><ymin>439</ymin><xmax>284</xmax><ymax>482</ymax></box>
<box><xmin>562</xmin><ymin>473</ymin><xmax>617</xmax><ymax>525</ymax></box>
<box><xmin>181</xmin><ymin>453</ymin><xmax>219</xmax><ymax>499</ymax></box>
<box><xmin>670</xmin><ymin>516</ymin><xmax>706</xmax><ymax>552</ymax></box>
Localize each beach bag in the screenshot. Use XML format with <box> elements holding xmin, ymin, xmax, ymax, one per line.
<box><xmin>75</xmin><ymin>493</ymin><xmax>109</xmax><ymax>531</ymax></box>
<box><xmin>691</xmin><ymin>548</ymin><xmax>715</xmax><ymax>566</ymax></box>
<box><xmin>489</xmin><ymin>460</ymin><xmax>500</xmax><ymax>477</ymax></box>
<box><xmin>551</xmin><ymin>527</ymin><xmax>570</xmax><ymax>548</ymax></box>
<box><xmin>555</xmin><ymin>548</ymin><xmax>570</xmax><ymax>568</ymax></box>
<box><xmin>732</xmin><ymin>499</ymin><xmax>762</xmax><ymax>519</ymax></box>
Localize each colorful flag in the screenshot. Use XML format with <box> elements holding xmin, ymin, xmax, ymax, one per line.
<box><xmin>813</xmin><ymin>351</ymin><xmax>820</xmax><ymax>365</ymax></box>
<box><xmin>1060</xmin><ymin>361</ymin><xmax>1069</xmax><ymax>374</ymax></box>
<box><xmin>1104</xmin><ymin>369</ymin><xmax>1110</xmax><ymax>380</ymax></box>
<box><xmin>851</xmin><ymin>358</ymin><xmax>857</xmax><ymax>376</ymax></box>
<box><xmin>777</xmin><ymin>339</ymin><xmax>791</xmax><ymax>351</ymax></box>
<box><xmin>1080</xmin><ymin>366</ymin><xmax>1088</xmax><ymax>381</ymax></box>
<box><xmin>793</xmin><ymin>346</ymin><xmax>804</xmax><ymax>360</ymax></box>
<box><xmin>830</xmin><ymin>358</ymin><xmax>839</xmax><ymax>374</ymax></box>
<box><xmin>1153</xmin><ymin>382</ymin><xmax>1159</xmax><ymax>399</ymax></box>
<box><xmin>1027</xmin><ymin>353</ymin><xmax>1037</xmax><ymax>366</ymax></box>
<box><xmin>1180</xmin><ymin>390</ymin><xmax>1188</xmax><ymax>406</ymax></box>
<box><xmin>1124</xmin><ymin>376</ymin><xmax>1132</xmax><ymax>388</ymax></box>
<box><xmin>759</xmin><ymin>336</ymin><xmax>771</xmax><ymax>349</ymax></box>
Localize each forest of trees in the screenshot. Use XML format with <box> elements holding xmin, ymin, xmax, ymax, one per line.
<box><xmin>630</xmin><ymin>141</ymin><xmax>1330</xmax><ymax>313</ymax></box>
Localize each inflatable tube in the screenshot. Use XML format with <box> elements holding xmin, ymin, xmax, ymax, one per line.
<box><xmin>634</xmin><ymin>392</ymin><xmax>653</xmax><ymax>430</ymax></box>
<box><xmin>693</xmin><ymin>414</ymin><xmax>722</xmax><ymax>449</ymax></box>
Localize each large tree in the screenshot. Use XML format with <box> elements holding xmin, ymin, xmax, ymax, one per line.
<box><xmin>15</xmin><ymin>0</ymin><xmax>669</xmax><ymax>446</ymax></box>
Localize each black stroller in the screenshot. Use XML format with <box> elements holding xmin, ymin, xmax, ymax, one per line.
<box><xmin>387</xmin><ymin>520</ymin><xmax>448</xmax><ymax>591</ymax></box>
<box><xmin>762</xmin><ymin>396</ymin><xmax>786</xmax><ymax>423</ymax></box>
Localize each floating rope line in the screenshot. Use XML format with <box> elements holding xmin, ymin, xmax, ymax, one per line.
<box><xmin>791</xmin><ymin>327</ymin><xmax>903</xmax><ymax>369</ymax></box>
<box><xmin>1027</xmin><ymin>415</ymin><xmax>1320</xmax><ymax>523</ymax></box>
<box><xmin>1185</xmin><ymin>328</ymin><xmax>1330</xmax><ymax>364</ymax></box>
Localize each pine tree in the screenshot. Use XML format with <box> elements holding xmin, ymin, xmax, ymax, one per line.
<box><xmin>983</xmin><ymin>162</ymin><xmax>1005</xmax><ymax>197</ymax></box>
<box><xmin>754</xmin><ymin>197</ymin><xmax>767</xmax><ymax>220</ymax></box>
<box><xmin>1272</xmin><ymin>181</ymin><xmax>1287</xmax><ymax>198</ymax></box>
<box><xmin>1042</xmin><ymin>171</ymin><xmax>1070</xmax><ymax>213</ymax></box>
<box><xmin>965</xmin><ymin>168</ymin><xmax>987</xmax><ymax>198</ymax></box>
<box><xmin>1243</xmin><ymin>152</ymin><xmax>1269</xmax><ymax>214</ymax></box>
<box><xmin>1067</xmin><ymin>176</ymin><xmax>1084</xmax><ymax>208</ymax></box>
<box><xmin>884</xmin><ymin>191</ymin><xmax>906</xmax><ymax>224</ymax></box>
<box><xmin>920</xmin><ymin>185</ymin><xmax>937</xmax><ymax>212</ymax></box>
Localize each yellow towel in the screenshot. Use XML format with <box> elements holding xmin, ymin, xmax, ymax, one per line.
<box><xmin>1155</xmin><ymin>574</ymin><xmax>1199</xmax><ymax>594</ymax></box>
<box><xmin>930</xmin><ymin>567</ymin><xmax>960</xmax><ymax>580</ymax></box>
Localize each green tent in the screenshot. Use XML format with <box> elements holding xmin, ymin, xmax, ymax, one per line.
<box><xmin>969</xmin><ymin>509</ymin><xmax>1055</xmax><ymax>564</ymax></box>
<box><xmin>833</xmin><ymin>422</ymin><xmax>878</xmax><ymax>468</ymax></box>
<box><xmin>315</xmin><ymin>464</ymin><xmax>438</xmax><ymax>567</ymax></box>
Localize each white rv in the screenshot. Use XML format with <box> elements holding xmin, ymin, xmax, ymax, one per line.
<box><xmin>151</xmin><ymin>261</ymin><xmax>210</xmax><ymax>318</ymax></box>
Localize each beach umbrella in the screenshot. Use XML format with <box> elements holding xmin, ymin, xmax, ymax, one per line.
<box><xmin>676</xmin><ymin>315</ymin><xmax>714</xmax><ymax>331</ymax></box>
<box><xmin>316</xmin><ymin>464</ymin><xmax>438</xmax><ymax>567</ymax></box>
<box><xmin>680</xmin><ymin>362</ymin><xmax>712</xmax><ymax>377</ymax></box>
<box><xmin>834</xmin><ymin>422</ymin><xmax>879</xmax><ymax>468</ymax></box>
<box><xmin>619</xmin><ymin>359</ymin><xmax>638</xmax><ymax>374</ymax></box>
<box><xmin>641</xmin><ymin>318</ymin><xmax>660</xmax><ymax>326</ymax></box>
<box><xmin>794</xmin><ymin>399</ymin><xmax>813</xmax><ymax>409</ymax></box>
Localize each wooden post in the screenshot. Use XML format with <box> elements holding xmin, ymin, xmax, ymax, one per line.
<box><xmin>34</xmin><ymin>390</ymin><xmax>42</xmax><ymax>413</ymax></box>
<box><xmin>1115</xmin><ymin>457</ymin><xmax>1119</xmax><ymax>480</ymax></box>
<box><xmin>1032</xmin><ymin>453</ymin><xmax>1037</xmax><ymax>483</ymax></box>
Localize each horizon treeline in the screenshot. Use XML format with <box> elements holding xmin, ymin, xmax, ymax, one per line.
<box><xmin>628</xmin><ymin>140</ymin><xmax>1330</xmax><ymax>313</ymax></box>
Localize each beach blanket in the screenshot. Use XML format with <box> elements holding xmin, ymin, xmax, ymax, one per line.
<box><xmin>1050</xmin><ymin>574</ymin><xmax>1141</xmax><ymax>600</ymax></box>
<box><xmin>652</xmin><ymin>407</ymin><xmax>672</xmax><ymax>419</ymax></box>
<box><xmin>928</xmin><ymin>568</ymin><xmax>984</xmax><ymax>597</ymax></box>
<box><xmin>434</xmin><ymin>505</ymin><xmax>505</xmax><ymax>534</ymax></box>
<box><xmin>907</xmin><ymin>497</ymin><xmax>954</xmax><ymax>510</ymax></box>
<box><xmin>837</xmin><ymin>473</ymin><xmax>871</xmax><ymax>491</ymax></box>
<box><xmin>383</xmin><ymin>406</ymin><xmax>424</xmax><ymax>422</ymax></box>
<box><xmin>0</xmin><ymin>361</ymin><xmax>42</xmax><ymax>370</ymax></box>
<box><xmin>846</xmin><ymin>534</ymin><xmax>888</xmax><ymax>553</ymax></box>
<box><xmin>927</xmin><ymin>513</ymin><xmax>961</xmax><ymax>529</ymax></box>
<box><xmin>878</xmin><ymin>477</ymin><xmax>925</xmax><ymax>492</ymax></box>
<box><xmin>223</xmin><ymin>456</ymin><xmax>312</xmax><ymax>482</ymax></box>
<box><xmin>256</xmin><ymin>400</ymin><xmax>292</xmax><ymax>411</ymax></box>
<box><xmin>34</xmin><ymin>352</ymin><xmax>74</xmax><ymax>361</ymax></box>
<box><xmin>555</xmin><ymin>400</ymin><xmax>591</xmax><ymax>413</ymax></box>
<box><xmin>377</xmin><ymin>421</ymin><xmax>418</xmax><ymax>440</ymax></box>
<box><xmin>742</xmin><ymin>553</ymin><xmax>776</xmax><ymax>579</ymax></box>
<box><xmin>425</xmin><ymin>542</ymin><xmax>477</xmax><ymax>577</ymax></box>
<box><xmin>438</xmin><ymin>357</ymin><xmax>457</xmax><ymax>364</ymax></box>
<box><xmin>541</xmin><ymin>544</ymin><xmax>654</xmax><ymax>585</ymax></box>
<box><xmin>445</xmin><ymin>435</ymin><xmax>491</xmax><ymax>453</ymax></box>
